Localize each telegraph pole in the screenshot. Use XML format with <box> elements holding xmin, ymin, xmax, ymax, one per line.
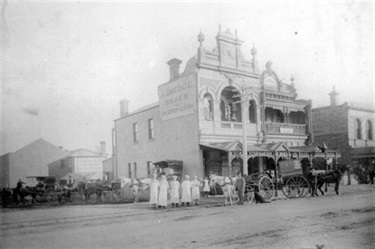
<box><xmin>233</xmin><ymin>86</ymin><xmax>253</xmax><ymax>175</ymax></box>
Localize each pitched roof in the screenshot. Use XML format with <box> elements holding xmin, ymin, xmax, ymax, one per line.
<box><xmin>258</xmin><ymin>142</ymin><xmax>290</xmax><ymax>152</ymax></box>
<box><xmin>67</xmin><ymin>148</ymin><xmax>102</xmax><ymax>157</ymax></box>
<box><xmin>10</xmin><ymin>138</ymin><xmax>69</xmax><ymax>163</ymax></box>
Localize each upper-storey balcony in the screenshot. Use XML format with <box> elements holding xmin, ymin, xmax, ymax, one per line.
<box><xmin>265</xmin><ymin>122</ymin><xmax>307</xmax><ymax>135</ymax></box>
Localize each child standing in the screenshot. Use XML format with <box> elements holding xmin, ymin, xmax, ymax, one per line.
<box><xmin>203</xmin><ymin>176</ymin><xmax>210</xmax><ymax>197</ymax></box>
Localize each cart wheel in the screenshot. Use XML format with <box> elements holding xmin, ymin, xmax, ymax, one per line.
<box><xmin>45</xmin><ymin>189</ymin><xmax>57</xmax><ymax>202</ymax></box>
<box><xmin>282</xmin><ymin>176</ymin><xmax>310</xmax><ymax>198</ymax></box>
<box><xmin>111</xmin><ymin>189</ymin><xmax>122</xmax><ymax>202</ymax></box>
<box><xmin>101</xmin><ymin>190</ymin><xmax>111</xmax><ymax>202</ymax></box>
<box><xmin>258</xmin><ymin>176</ymin><xmax>275</xmax><ymax>202</ymax></box>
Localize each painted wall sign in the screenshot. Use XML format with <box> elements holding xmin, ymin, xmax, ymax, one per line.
<box><xmin>158</xmin><ymin>74</ymin><xmax>196</xmax><ymax>121</ymax></box>
<box><xmin>280</xmin><ymin>127</ymin><xmax>294</xmax><ymax>134</ymax></box>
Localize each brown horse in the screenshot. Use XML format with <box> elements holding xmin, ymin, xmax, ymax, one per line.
<box><xmin>308</xmin><ymin>165</ymin><xmax>347</xmax><ymax>197</ymax></box>
<box><xmin>82</xmin><ymin>181</ymin><xmax>112</xmax><ymax>204</ymax></box>
<box><xmin>13</xmin><ymin>187</ymin><xmax>37</xmax><ymax>205</ymax></box>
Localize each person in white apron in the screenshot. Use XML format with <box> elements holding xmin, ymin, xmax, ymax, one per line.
<box><xmin>180</xmin><ymin>175</ymin><xmax>192</xmax><ymax>206</ymax></box>
<box><xmin>169</xmin><ymin>175</ymin><xmax>180</xmax><ymax>207</ymax></box>
<box><xmin>191</xmin><ymin>176</ymin><xmax>201</xmax><ymax>205</ymax></box>
<box><xmin>149</xmin><ymin>174</ymin><xmax>159</xmax><ymax>209</ymax></box>
<box><xmin>158</xmin><ymin>175</ymin><xmax>169</xmax><ymax>209</ymax></box>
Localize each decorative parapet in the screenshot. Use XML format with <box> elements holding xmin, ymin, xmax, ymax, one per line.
<box><xmin>196</xmin><ymin>28</ymin><xmax>259</xmax><ymax>74</ymax></box>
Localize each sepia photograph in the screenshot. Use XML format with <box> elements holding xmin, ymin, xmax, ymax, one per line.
<box><xmin>1</xmin><ymin>1</ymin><xmax>374</xmax><ymax>248</ymax></box>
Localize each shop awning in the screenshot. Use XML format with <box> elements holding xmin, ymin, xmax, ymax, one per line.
<box><xmin>200</xmin><ymin>140</ymin><xmax>270</xmax><ymax>153</ymax></box>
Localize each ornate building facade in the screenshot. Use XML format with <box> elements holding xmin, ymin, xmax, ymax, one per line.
<box><xmin>113</xmin><ymin>28</ymin><xmax>340</xmax><ymax>179</ymax></box>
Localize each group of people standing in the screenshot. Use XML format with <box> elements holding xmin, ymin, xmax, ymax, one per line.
<box><xmin>149</xmin><ymin>174</ymin><xmax>211</xmax><ymax>209</ymax></box>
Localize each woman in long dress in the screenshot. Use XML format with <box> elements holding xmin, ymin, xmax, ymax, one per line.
<box><xmin>149</xmin><ymin>174</ymin><xmax>159</xmax><ymax>209</ymax></box>
<box><xmin>180</xmin><ymin>175</ymin><xmax>192</xmax><ymax>206</ymax></box>
<box><xmin>169</xmin><ymin>175</ymin><xmax>180</xmax><ymax>207</ymax></box>
<box><xmin>191</xmin><ymin>176</ymin><xmax>201</xmax><ymax>205</ymax></box>
<box><xmin>203</xmin><ymin>176</ymin><xmax>210</xmax><ymax>197</ymax></box>
<box><xmin>158</xmin><ymin>175</ymin><xmax>169</xmax><ymax>209</ymax></box>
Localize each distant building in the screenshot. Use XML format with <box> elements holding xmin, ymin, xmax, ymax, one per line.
<box><xmin>112</xmin><ymin>28</ymin><xmax>340</xmax><ymax>179</ymax></box>
<box><xmin>0</xmin><ymin>138</ymin><xmax>68</xmax><ymax>188</ymax></box>
<box><xmin>312</xmin><ymin>87</ymin><xmax>375</xmax><ymax>167</ymax></box>
<box><xmin>48</xmin><ymin>148</ymin><xmax>105</xmax><ymax>183</ymax></box>
<box><xmin>102</xmin><ymin>157</ymin><xmax>113</xmax><ymax>182</ymax></box>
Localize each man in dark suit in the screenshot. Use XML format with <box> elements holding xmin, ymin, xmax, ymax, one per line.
<box><xmin>235</xmin><ymin>171</ymin><xmax>245</xmax><ymax>205</ymax></box>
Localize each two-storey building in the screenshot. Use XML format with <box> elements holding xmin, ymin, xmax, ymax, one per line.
<box><xmin>312</xmin><ymin>87</ymin><xmax>375</xmax><ymax>168</ymax></box>
<box><xmin>113</xmin><ymin>28</ymin><xmax>339</xmax><ymax>179</ymax></box>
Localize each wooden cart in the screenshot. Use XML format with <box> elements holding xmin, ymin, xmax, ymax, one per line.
<box><xmin>278</xmin><ymin>159</ymin><xmax>310</xmax><ymax>198</ymax></box>
<box><xmin>243</xmin><ymin>173</ymin><xmax>275</xmax><ymax>203</ymax></box>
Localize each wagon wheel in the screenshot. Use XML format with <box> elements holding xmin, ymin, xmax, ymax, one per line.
<box><xmin>101</xmin><ymin>190</ymin><xmax>112</xmax><ymax>202</ymax></box>
<box><xmin>258</xmin><ymin>176</ymin><xmax>275</xmax><ymax>202</ymax></box>
<box><xmin>111</xmin><ymin>186</ymin><xmax>123</xmax><ymax>202</ymax></box>
<box><xmin>282</xmin><ymin>176</ymin><xmax>310</xmax><ymax>198</ymax></box>
<box><xmin>45</xmin><ymin>189</ymin><xmax>58</xmax><ymax>202</ymax></box>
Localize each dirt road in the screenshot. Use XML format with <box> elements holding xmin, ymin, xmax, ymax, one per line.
<box><xmin>1</xmin><ymin>185</ymin><xmax>374</xmax><ymax>249</ymax></box>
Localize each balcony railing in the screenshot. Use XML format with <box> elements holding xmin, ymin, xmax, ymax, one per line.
<box><xmin>265</xmin><ymin>122</ymin><xmax>306</xmax><ymax>135</ymax></box>
<box><xmin>221</xmin><ymin>122</ymin><xmax>243</xmax><ymax>129</ymax></box>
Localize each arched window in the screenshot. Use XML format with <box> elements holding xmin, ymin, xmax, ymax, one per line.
<box><xmin>220</xmin><ymin>100</ymin><xmax>225</xmax><ymax>121</ymax></box>
<box><xmin>203</xmin><ymin>93</ymin><xmax>213</xmax><ymax>121</ymax></box>
<box><xmin>249</xmin><ymin>100</ymin><xmax>257</xmax><ymax>123</ymax></box>
<box><xmin>220</xmin><ymin>86</ymin><xmax>241</xmax><ymax>122</ymax></box>
<box><xmin>265</xmin><ymin>107</ymin><xmax>284</xmax><ymax>123</ymax></box>
<box><xmin>366</xmin><ymin>120</ymin><xmax>373</xmax><ymax>140</ymax></box>
<box><xmin>355</xmin><ymin>119</ymin><xmax>362</xmax><ymax>139</ymax></box>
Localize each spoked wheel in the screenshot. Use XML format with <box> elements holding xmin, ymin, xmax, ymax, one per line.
<box><xmin>111</xmin><ymin>187</ymin><xmax>122</xmax><ymax>202</ymax></box>
<box><xmin>258</xmin><ymin>176</ymin><xmax>275</xmax><ymax>202</ymax></box>
<box><xmin>45</xmin><ymin>189</ymin><xmax>58</xmax><ymax>202</ymax></box>
<box><xmin>101</xmin><ymin>190</ymin><xmax>112</xmax><ymax>202</ymax></box>
<box><xmin>282</xmin><ymin>176</ymin><xmax>310</xmax><ymax>198</ymax></box>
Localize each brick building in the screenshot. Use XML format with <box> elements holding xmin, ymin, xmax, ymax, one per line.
<box><xmin>312</xmin><ymin>87</ymin><xmax>375</xmax><ymax>167</ymax></box>
<box><xmin>113</xmin><ymin>28</ymin><xmax>340</xmax><ymax>180</ymax></box>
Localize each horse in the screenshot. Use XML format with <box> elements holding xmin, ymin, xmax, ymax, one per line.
<box><xmin>308</xmin><ymin>165</ymin><xmax>347</xmax><ymax>197</ymax></box>
<box><xmin>82</xmin><ymin>181</ymin><xmax>105</xmax><ymax>204</ymax></box>
<box><xmin>13</xmin><ymin>187</ymin><xmax>37</xmax><ymax>206</ymax></box>
<box><xmin>209</xmin><ymin>175</ymin><xmax>238</xmax><ymax>206</ymax></box>
<box><xmin>1</xmin><ymin>188</ymin><xmax>13</xmax><ymax>208</ymax></box>
<box><xmin>120</xmin><ymin>177</ymin><xmax>152</xmax><ymax>202</ymax></box>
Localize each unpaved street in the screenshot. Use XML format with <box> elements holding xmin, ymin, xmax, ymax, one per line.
<box><xmin>1</xmin><ymin>185</ymin><xmax>374</xmax><ymax>249</ymax></box>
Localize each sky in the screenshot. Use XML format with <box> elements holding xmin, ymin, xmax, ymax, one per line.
<box><xmin>1</xmin><ymin>1</ymin><xmax>374</xmax><ymax>155</ymax></box>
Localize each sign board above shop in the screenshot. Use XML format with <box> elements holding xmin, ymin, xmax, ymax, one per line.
<box><xmin>158</xmin><ymin>74</ymin><xmax>197</xmax><ymax>121</ymax></box>
<box><xmin>280</xmin><ymin>127</ymin><xmax>294</xmax><ymax>134</ymax></box>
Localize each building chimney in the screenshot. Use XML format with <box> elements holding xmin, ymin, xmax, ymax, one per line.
<box><xmin>119</xmin><ymin>99</ymin><xmax>129</xmax><ymax>118</ymax></box>
<box><xmin>167</xmin><ymin>58</ymin><xmax>182</xmax><ymax>81</ymax></box>
<box><xmin>100</xmin><ymin>141</ymin><xmax>106</xmax><ymax>158</ymax></box>
<box><xmin>329</xmin><ymin>86</ymin><xmax>339</xmax><ymax>107</ymax></box>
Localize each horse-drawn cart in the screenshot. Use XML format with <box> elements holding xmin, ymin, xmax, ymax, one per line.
<box><xmin>25</xmin><ymin>176</ymin><xmax>60</xmax><ymax>202</ymax></box>
<box><xmin>241</xmin><ymin>159</ymin><xmax>310</xmax><ymax>203</ymax></box>
<box><xmin>243</xmin><ymin>173</ymin><xmax>275</xmax><ymax>203</ymax></box>
<box><xmin>278</xmin><ymin>159</ymin><xmax>310</xmax><ymax>198</ymax></box>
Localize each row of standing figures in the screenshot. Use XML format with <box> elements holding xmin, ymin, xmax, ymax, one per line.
<box><xmin>147</xmin><ymin>171</ymin><xmax>265</xmax><ymax>209</ymax></box>
<box><xmin>149</xmin><ymin>175</ymin><xmax>206</xmax><ymax>209</ymax></box>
